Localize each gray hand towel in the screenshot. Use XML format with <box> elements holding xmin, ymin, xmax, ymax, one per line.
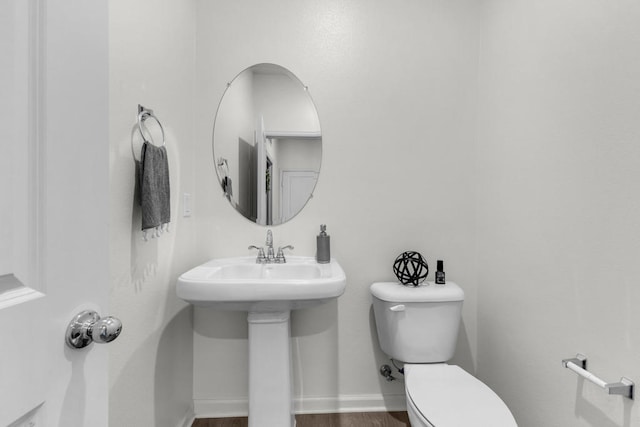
<box><xmin>139</xmin><ymin>141</ymin><xmax>170</xmax><ymax>231</ymax></box>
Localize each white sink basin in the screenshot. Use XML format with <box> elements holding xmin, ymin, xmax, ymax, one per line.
<box><xmin>176</xmin><ymin>256</ymin><xmax>346</xmax><ymax>311</ymax></box>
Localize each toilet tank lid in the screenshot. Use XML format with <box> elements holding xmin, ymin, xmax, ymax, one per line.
<box><xmin>370</xmin><ymin>281</ymin><xmax>464</xmax><ymax>303</ymax></box>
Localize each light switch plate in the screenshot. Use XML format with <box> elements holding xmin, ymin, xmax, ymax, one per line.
<box><xmin>183</xmin><ymin>193</ymin><xmax>192</xmax><ymax>217</ymax></box>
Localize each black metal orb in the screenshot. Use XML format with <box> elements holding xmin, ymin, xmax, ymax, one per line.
<box><xmin>393</xmin><ymin>251</ymin><xmax>429</xmax><ymax>286</ymax></box>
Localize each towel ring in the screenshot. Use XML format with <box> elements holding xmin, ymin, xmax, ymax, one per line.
<box><xmin>137</xmin><ymin>105</ymin><xmax>165</xmax><ymax>147</ymax></box>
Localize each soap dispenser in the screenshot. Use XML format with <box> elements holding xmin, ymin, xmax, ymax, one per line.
<box><xmin>316</xmin><ymin>224</ymin><xmax>330</xmax><ymax>264</ymax></box>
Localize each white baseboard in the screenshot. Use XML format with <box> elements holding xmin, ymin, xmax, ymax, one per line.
<box><xmin>193</xmin><ymin>393</ymin><xmax>406</xmax><ymax>419</ymax></box>
<box><xmin>178</xmin><ymin>404</ymin><xmax>195</xmax><ymax>427</ymax></box>
<box><xmin>194</xmin><ymin>398</ymin><xmax>247</xmax><ymax>418</ymax></box>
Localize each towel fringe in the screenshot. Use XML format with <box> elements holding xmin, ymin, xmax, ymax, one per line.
<box><xmin>141</xmin><ymin>223</ymin><xmax>171</xmax><ymax>242</ymax></box>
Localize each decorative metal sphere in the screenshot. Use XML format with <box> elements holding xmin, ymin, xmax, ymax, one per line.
<box><xmin>393</xmin><ymin>251</ymin><xmax>429</xmax><ymax>286</ymax></box>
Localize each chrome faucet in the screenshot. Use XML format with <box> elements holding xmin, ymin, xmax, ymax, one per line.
<box><xmin>248</xmin><ymin>245</ymin><xmax>267</xmax><ymax>263</ymax></box>
<box><xmin>265</xmin><ymin>230</ymin><xmax>275</xmax><ymax>262</ymax></box>
<box><xmin>275</xmin><ymin>245</ymin><xmax>294</xmax><ymax>263</ymax></box>
<box><xmin>248</xmin><ymin>229</ymin><xmax>293</xmax><ymax>263</ymax></box>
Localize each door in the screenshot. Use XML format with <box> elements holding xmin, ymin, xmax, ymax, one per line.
<box><xmin>280</xmin><ymin>171</ymin><xmax>319</xmax><ymax>223</ymax></box>
<box><xmin>0</xmin><ymin>1</ymin><xmax>110</xmax><ymax>426</ymax></box>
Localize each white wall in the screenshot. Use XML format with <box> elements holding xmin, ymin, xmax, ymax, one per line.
<box><xmin>253</xmin><ymin>71</ymin><xmax>321</xmax><ymax>133</ymax></box>
<box><xmin>108</xmin><ymin>0</ymin><xmax>197</xmax><ymax>425</ymax></box>
<box><xmin>476</xmin><ymin>1</ymin><xmax>640</xmax><ymax>426</ymax></box>
<box><xmin>275</xmin><ymin>139</ymin><xmax>322</xmax><ymax>173</ymax></box>
<box><xmin>193</xmin><ymin>0</ymin><xmax>480</xmax><ymax>415</ymax></box>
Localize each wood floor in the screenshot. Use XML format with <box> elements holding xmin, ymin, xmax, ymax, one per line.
<box><xmin>192</xmin><ymin>411</ymin><xmax>410</xmax><ymax>427</ymax></box>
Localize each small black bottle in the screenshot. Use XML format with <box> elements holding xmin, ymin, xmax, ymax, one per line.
<box><xmin>435</xmin><ymin>260</ymin><xmax>446</xmax><ymax>284</ymax></box>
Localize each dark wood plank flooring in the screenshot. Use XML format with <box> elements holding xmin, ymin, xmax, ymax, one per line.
<box><xmin>192</xmin><ymin>411</ymin><xmax>410</xmax><ymax>427</ymax></box>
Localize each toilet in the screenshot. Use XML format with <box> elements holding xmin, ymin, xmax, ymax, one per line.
<box><xmin>370</xmin><ymin>281</ymin><xmax>517</xmax><ymax>427</ymax></box>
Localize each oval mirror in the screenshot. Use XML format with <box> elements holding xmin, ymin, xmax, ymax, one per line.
<box><xmin>213</xmin><ymin>64</ymin><xmax>322</xmax><ymax>226</ymax></box>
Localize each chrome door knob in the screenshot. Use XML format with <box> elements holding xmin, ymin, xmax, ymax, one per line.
<box><xmin>66</xmin><ymin>310</ymin><xmax>123</xmax><ymax>349</ymax></box>
<box><xmin>91</xmin><ymin>316</ymin><xmax>123</xmax><ymax>344</ymax></box>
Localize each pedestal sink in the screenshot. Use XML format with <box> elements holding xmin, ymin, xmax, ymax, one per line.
<box><xmin>177</xmin><ymin>256</ymin><xmax>346</xmax><ymax>427</ymax></box>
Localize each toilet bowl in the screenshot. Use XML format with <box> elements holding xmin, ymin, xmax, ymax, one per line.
<box><xmin>404</xmin><ymin>364</ymin><xmax>516</xmax><ymax>426</ymax></box>
<box><xmin>370</xmin><ymin>281</ymin><xmax>517</xmax><ymax>427</ymax></box>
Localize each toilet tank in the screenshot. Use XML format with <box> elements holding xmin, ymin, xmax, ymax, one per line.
<box><xmin>370</xmin><ymin>281</ymin><xmax>464</xmax><ymax>363</ymax></box>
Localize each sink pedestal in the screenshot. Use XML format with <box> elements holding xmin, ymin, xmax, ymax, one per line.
<box><xmin>247</xmin><ymin>311</ymin><xmax>295</xmax><ymax>427</ymax></box>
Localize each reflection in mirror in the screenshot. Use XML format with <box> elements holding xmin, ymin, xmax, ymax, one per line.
<box><xmin>213</xmin><ymin>64</ymin><xmax>322</xmax><ymax>225</ymax></box>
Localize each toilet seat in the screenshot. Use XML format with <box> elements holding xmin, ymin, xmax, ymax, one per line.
<box><xmin>405</xmin><ymin>364</ymin><xmax>517</xmax><ymax>427</ymax></box>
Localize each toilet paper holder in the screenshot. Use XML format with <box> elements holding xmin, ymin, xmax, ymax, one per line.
<box><xmin>562</xmin><ymin>353</ymin><xmax>634</xmax><ymax>399</ymax></box>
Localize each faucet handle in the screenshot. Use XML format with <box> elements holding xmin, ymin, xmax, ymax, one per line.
<box><xmin>248</xmin><ymin>245</ymin><xmax>267</xmax><ymax>264</ymax></box>
<box><xmin>275</xmin><ymin>245</ymin><xmax>294</xmax><ymax>263</ymax></box>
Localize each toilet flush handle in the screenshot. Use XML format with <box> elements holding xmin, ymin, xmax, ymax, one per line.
<box><xmin>389</xmin><ymin>304</ymin><xmax>405</xmax><ymax>312</ymax></box>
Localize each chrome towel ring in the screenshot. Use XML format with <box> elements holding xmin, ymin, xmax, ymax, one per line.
<box><xmin>137</xmin><ymin>104</ymin><xmax>165</xmax><ymax>146</ymax></box>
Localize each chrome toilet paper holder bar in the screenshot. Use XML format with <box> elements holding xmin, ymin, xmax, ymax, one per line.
<box><xmin>562</xmin><ymin>354</ymin><xmax>634</xmax><ymax>399</ymax></box>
